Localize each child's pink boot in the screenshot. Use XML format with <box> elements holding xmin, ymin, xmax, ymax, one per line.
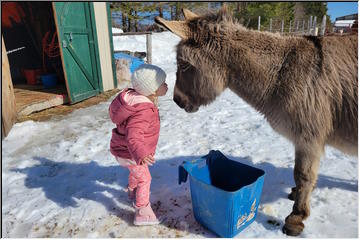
<box><xmin>133</xmin><ymin>203</ymin><xmax>160</xmax><ymax>226</ymax></box>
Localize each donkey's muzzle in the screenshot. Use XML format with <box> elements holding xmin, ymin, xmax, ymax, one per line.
<box><xmin>174</xmin><ymin>95</ymin><xmax>186</xmax><ymax>109</ymax></box>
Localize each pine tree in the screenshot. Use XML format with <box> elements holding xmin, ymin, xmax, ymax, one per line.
<box><xmin>110</xmin><ymin>2</ymin><xmax>330</xmax><ymax>33</ymax></box>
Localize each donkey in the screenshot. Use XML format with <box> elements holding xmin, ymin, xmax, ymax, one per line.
<box><xmin>155</xmin><ymin>7</ymin><xmax>358</xmax><ymax>236</ymax></box>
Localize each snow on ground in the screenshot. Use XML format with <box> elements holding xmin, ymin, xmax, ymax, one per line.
<box><xmin>112</xmin><ymin>27</ymin><xmax>123</xmax><ymax>34</ymax></box>
<box><xmin>2</xmin><ymin>31</ymin><xmax>358</xmax><ymax>238</ymax></box>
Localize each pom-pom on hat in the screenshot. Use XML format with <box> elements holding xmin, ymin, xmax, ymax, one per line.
<box><xmin>131</xmin><ymin>64</ymin><xmax>166</xmax><ymax>96</ymax></box>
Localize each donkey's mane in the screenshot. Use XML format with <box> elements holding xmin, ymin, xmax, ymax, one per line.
<box><xmin>191</xmin><ymin>7</ymin><xmax>298</xmax><ymax>42</ymax></box>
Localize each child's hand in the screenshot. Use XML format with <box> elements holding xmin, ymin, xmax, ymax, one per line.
<box><xmin>141</xmin><ymin>154</ymin><xmax>155</xmax><ymax>166</ymax></box>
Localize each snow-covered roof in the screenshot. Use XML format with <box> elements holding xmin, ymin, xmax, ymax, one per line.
<box><xmin>334</xmin><ymin>20</ymin><xmax>356</xmax><ymax>27</ymax></box>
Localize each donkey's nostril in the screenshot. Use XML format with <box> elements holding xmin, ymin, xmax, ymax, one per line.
<box><xmin>173</xmin><ymin>95</ymin><xmax>185</xmax><ymax>108</ymax></box>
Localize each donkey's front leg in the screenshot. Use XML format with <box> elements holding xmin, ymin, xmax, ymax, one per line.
<box><xmin>282</xmin><ymin>144</ymin><xmax>322</xmax><ymax>236</ymax></box>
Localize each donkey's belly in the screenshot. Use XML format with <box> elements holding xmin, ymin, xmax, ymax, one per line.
<box><xmin>267</xmin><ymin>118</ymin><xmax>295</xmax><ymax>143</ymax></box>
<box><xmin>326</xmin><ymin>136</ymin><xmax>358</xmax><ymax>156</ymax></box>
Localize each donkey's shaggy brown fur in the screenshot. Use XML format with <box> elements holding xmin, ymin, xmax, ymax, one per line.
<box><xmin>155</xmin><ymin>7</ymin><xmax>357</xmax><ymax>236</ymax></box>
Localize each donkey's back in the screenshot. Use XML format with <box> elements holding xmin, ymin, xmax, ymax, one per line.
<box><xmin>322</xmin><ymin>35</ymin><xmax>358</xmax><ymax>155</ymax></box>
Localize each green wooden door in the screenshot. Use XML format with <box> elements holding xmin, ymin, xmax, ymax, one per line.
<box><xmin>53</xmin><ymin>2</ymin><xmax>102</xmax><ymax>103</ymax></box>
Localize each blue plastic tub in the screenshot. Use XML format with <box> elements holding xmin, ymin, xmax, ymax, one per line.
<box><xmin>41</xmin><ymin>74</ymin><xmax>57</xmax><ymax>88</ymax></box>
<box><xmin>114</xmin><ymin>52</ymin><xmax>145</xmax><ymax>73</ymax></box>
<box><xmin>179</xmin><ymin>150</ymin><xmax>265</xmax><ymax>238</ymax></box>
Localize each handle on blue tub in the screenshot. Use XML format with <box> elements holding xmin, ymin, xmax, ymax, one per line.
<box><xmin>178</xmin><ymin>154</ymin><xmax>210</xmax><ymax>185</ymax></box>
<box><xmin>178</xmin><ymin>165</ymin><xmax>188</xmax><ymax>185</ymax></box>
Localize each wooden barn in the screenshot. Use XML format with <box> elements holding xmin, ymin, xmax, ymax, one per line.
<box><xmin>2</xmin><ymin>2</ymin><xmax>118</xmax><ymax>139</ymax></box>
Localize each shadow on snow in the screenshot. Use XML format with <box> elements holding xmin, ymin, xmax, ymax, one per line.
<box><xmin>10</xmin><ymin>154</ymin><xmax>357</xmax><ymax>237</ymax></box>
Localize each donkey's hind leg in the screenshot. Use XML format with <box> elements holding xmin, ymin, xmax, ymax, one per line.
<box><xmin>282</xmin><ymin>143</ymin><xmax>322</xmax><ymax>236</ymax></box>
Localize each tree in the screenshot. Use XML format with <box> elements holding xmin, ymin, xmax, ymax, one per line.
<box><xmin>110</xmin><ymin>2</ymin><xmax>152</xmax><ymax>32</ymax></box>
<box><xmin>157</xmin><ymin>3</ymin><xmax>163</xmax><ymax>18</ymax></box>
<box><xmin>110</xmin><ymin>2</ymin><xmax>330</xmax><ymax>33</ymax></box>
<box><xmin>235</xmin><ymin>2</ymin><xmax>294</xmax><ymax>30</ymax></box>
<box><xmin>294</xmin><ymin>2</ymin><xmax>305</xmax><ymax>23</ymax></box>
<box><xmin>303</xmin><ymin>2</ymin><xmax>328</xmax><ymax>19</ymax></box>
<box><xmin>167</xmin><ymin>2</ymin><xmax>186</xmax><ymax>20</ymax></box>
<box><xmin>303</xmin><ymin>2</ymin><xmax>331</xmax><ymax>31</ymax></box>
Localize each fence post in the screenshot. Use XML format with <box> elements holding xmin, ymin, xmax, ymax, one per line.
<box><xmin>320</xmin><ymin>15</ymin><xmax>327</xmax><ymax>36</ymax></box>
<box><xmin>302</xmin><ymin>20</ymin><xmax>305</xmax><ymax>33</ymax></box>
<box><xmin>269</xmin><ymin>18</ymin><xmax>272</xmax><ymax>32</ymax></box>
<box><xmin>289</xmin><ymin>20</ymin><xmax>292</xmax><ymax>32</ymax></box>
<box><xmin>295</xmin><ymin>21</ymin><xmax>298</xmax><ymax>32</ymax></box>
<box><xmin>281</xmin><ymin>19</ymin><xmax>284</xmax><ymax>33</ymax></box>
<box><xmin>309</xmin><ymin>16</ymin><xmax>313</xmax><ymax>34</ymax></box>
<box><xmin>258</xmin><ymin>16</ymin><xmax>261</xmax><ymax>31</ymax></box>
<box><xmin>146</xmin><ymin>33</ymin><xmax>152</xmax><ymax>64</ymax></box>
<box><xmin>313</xmin><ymin>16</ymin><xmax>317</xmax><ymax>35</ymax></box>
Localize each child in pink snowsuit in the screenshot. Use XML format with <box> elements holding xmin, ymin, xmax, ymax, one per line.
<box><xmin>109</xmin><ymin>64</ymin><xmax>168</xmax><ymax>226</ymax></box>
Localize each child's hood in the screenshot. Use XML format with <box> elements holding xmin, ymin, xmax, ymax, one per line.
<box><xmin>109</xmin><ymin>88</ymin><xmax>156</xmax><ymax>125</ymax></box>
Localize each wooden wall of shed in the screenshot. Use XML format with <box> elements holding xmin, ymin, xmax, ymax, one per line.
<box><xmin>93</xmin><ymin>2</ymin><xmax>115</xmax><ymax>91</ymax></box>
<box><xmin>2</xmin><ymin>37</ymin><xmax>17</xmax><ymax>139</ymax></box>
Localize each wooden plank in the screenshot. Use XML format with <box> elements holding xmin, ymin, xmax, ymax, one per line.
<box><xmin>2</xmin><ymin>36</ymin><xmax>17</xmax><ymax>139</ymax></box>
<box><xmin>106</xmin><ymin>2</ymin><xmax>118</xmax><ymax>89</ymax></box>
<box><xmin>14</xmin><ymin>85</ymin><xmax>69</xmax><ymax>116</ymax></box>
<box><xmin>89</xmin><ymin>3</ymin><xmax>104</xmax><ymax>93</ymax></box>
<box><xmin>52</xmin><ymin>3</ymin><xmax>72</xmax><ymax>103</ymax></box>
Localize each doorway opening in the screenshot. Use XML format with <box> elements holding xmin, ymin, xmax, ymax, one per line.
<box><xmin>2</xmin><ymin>2</ymin><xmax>68</xmax><ymax>116</ymax></box>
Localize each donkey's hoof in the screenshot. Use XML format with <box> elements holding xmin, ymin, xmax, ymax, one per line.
<box><xmin>282</xmin><ymin>214</ymin><xmax>304</xmax><ymax>236</ymax></box>
<box><xmin>282</xmin><ymin>223</ymin><xmax>304</xmax><ymax>236</ymax></box>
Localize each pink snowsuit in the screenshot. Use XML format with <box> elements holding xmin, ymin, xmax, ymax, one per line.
<box><xmin>109</xmin><ymin>88</ymin><xmax>160</xmax><ymax>207</ymax></box>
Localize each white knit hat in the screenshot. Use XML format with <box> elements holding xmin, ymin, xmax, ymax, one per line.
<box><xmin>131</xmin><ymin>64</ymin><xmax>166</xmax><ymax>96</ymax></box>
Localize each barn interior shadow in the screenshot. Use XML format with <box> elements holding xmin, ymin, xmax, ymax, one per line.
<box><xmin>10</xmin><ymin>153</ymin><xmax>357</xmax><ymax>237</ymax></box>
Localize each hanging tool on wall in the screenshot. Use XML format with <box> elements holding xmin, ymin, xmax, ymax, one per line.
<box><xmin>42</xmin><ymin>31</ymin><xmax>60</xmax><ymax>72</ymax></box>
<box><xmin>6</xmin><ymin>46</ymin><xmax>26</xmax><ymax>55</ymax></box>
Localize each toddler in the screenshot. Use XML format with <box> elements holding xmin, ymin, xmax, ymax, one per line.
<box><xmin>109</xmin><ymin>64</ymin><xmax>168</xmax><ymax>225</ymax></box>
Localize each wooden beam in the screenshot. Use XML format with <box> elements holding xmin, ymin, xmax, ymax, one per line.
<box><xmin>2</xmin><ymin>36</ymin><xmax>17</xmax><ymax>139</ymax></box>
<box><xmin>52</xmin><ymin>3</ymin><xmax>72</xmax><ymax>103</ymax></box>
<box><xmin>146</xmin><ymin>33</ymin><xmax>152</xmax><ymax>64</ymax></box>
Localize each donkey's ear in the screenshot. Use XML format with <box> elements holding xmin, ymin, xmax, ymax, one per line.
<box><xmin>182</xmin><ymin>8</ymin><xmax>199</xmax><ymax>20</ymax></box>
<box><xmin>155</xmin><ymin>16</ymin><xmax>190</xmax><ymax>39</ymax></box>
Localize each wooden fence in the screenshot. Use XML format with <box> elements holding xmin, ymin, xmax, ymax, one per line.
<box><xmin>112</xmin><ymin>31</ymin><xmax>152</xmax><ymax>64</ymax></box>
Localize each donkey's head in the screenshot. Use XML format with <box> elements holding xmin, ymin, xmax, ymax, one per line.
<box><xmin>155</xmin><ymin>7</ymin><xmax>235</xmax><ymax>112</ymax></box>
